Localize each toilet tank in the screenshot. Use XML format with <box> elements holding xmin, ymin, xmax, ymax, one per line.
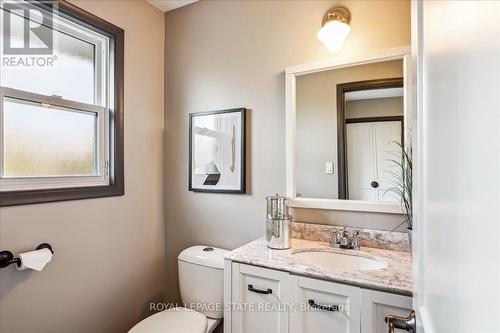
<box><xmin>178</xmin><ymin>246</ymin><xmax>228</xmax><ymax>319</ymax></box>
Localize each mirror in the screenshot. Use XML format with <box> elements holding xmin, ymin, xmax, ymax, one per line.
<box><xmin>342</xmin><ymin>81</ymin><xmax>403</xmax><ymax>202</ymax></box>
<box><xmin>286</xmin><ymin>49</ymin><xmax>410</xmax><ymax>213</ymax></box>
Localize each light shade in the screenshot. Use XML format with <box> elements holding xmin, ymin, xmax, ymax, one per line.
<box><xmin>317</xmin><ymin>20</ymin><xmax>351</xmax><ymax>53</ymax></box>
<box><xmin>317</xmin><ymin>7</ymin><xmax>351</xmax><ymax>53</ymax></box>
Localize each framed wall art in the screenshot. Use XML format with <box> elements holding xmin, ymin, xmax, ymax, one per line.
<box><xmin>189</xmin><ymin>108</ymin><xmax>246</xmax><ymax>193</ymax></box>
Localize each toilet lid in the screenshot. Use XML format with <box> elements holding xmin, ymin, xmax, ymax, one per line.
<box><xmin>128</xmin><ymin>308</ymin><xmax>207</xmax><ymax>333</ymax></box>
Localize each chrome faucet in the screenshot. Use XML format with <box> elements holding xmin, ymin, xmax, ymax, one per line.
<box><xmin>330</xmin><ymin>226</ymin><xmax>359</xmax><ymax>250</ymax></box>
<box><xmin>340</xmin><ymin>227</ymin><xmax>349</xmax><ymax>246</ymax></box>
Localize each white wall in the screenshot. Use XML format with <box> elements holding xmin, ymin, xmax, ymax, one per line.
<box><xmin>164</xmin><ymin>0</ymin><xmax>410</xmax><ymax>302</ymax></box>
<box><xmin>416</xmin><ymin>1</ymin><xmax>500</xmax><ymax>332</ymax></box>
<box><xmin>0</xmin><ymin>1</ymin><xmax>165</xmax><ymax>332</ymax></box>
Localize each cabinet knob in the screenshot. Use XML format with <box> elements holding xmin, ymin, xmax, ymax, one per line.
<box><xmin>371</xmin><ymin>181</ymin><xmax>379</xmax><ymax>188</ymax></box>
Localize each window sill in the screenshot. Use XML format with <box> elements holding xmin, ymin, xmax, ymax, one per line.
<box><xmin>0</xmin><ymin>184</ymin><xmax>124</xmax><ymax>206</ymax></box>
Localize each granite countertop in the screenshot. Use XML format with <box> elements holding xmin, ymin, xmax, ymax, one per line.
<box><xmin>225</xmin><ymin>237</ymin><xmax>412</xmax><ymax>296</ymax></box>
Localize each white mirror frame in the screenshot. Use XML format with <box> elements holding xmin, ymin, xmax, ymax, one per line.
<box><xmin>285</xmin><ymin>46</ymin><xmax>412</xmax><ymax>214</ymax></box>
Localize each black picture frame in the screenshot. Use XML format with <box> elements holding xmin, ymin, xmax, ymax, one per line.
<box><xmin>189</xmin><ymin>108</ymin><xmax>246</xmax><ymax>194</ymax></box>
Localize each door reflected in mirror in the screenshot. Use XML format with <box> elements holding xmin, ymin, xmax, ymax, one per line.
<box><xmin>295</xmin><ymin>60</ymin><xmax>404</xmax><ymax>203</ymax></box>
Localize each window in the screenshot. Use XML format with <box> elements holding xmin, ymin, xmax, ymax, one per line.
<box><xmin>0</xmin><ymin>0</ymin><xmax>124</xmax><ymax>206</ymax></box>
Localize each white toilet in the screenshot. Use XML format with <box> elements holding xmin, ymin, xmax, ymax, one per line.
<box><xmin>129</xmin><ymin>246</ymin><xmax>228</xmax><ymax>333</ymax></box>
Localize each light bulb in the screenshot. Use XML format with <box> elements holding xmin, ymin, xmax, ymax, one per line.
<box><xmin>317</xmin><ymin>19</ymin><xmax>351</xmax><ymax>53</ymax></box>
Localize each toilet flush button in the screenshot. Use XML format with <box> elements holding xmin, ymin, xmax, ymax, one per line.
<box><xmin>203</xmin><ymin>247</ymin><xmax>214</xmax><ymax>252</ymax></box>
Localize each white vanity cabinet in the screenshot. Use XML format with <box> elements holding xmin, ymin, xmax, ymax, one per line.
<box><xmin>230</xmin><ymin>263</ymin><xmax>290</xmax><ymax>333</ymax></box>
<box><xmin>361</xmin><ymin>289</ymin><xmax>413</xmax><ymax>333</ymax></box>
<box><xmin>225</xmin><ymin>262</ymin><xmax>412</xmax><ymax>333</ymax></box>
<box><xmin>289</xmin><ymin>275</ymin><xmax>360</xmax><ymax>333</ymax></box>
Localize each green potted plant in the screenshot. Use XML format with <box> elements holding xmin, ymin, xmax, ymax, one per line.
<box><xmin>385</xmin><ymin>142</ymin><xmax>413</xmax><ymax>247</ymax></box>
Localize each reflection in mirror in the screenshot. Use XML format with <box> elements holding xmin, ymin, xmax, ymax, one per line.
<box><xmin>296</xmin><ymin>60</ymin><xmax>403</xmax><ymax>203</ymax></box>
<box><xmin>344</xmin><ymin>82</ymin><xmax>403</xmax><ymax>202</ymax></box>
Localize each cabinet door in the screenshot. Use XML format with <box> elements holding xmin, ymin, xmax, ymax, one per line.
<box><xmin>231</xmin><ymin>263</ymin><xmax>290</xmax><ymax>333</ymax></box>
<box><xmin>290</xmin><ymin>275</ymin><xmax>361</xmax><ymax>333</ymax></box>
<box><xmin>361</xmin><ymin>289</ymin><xmax>412</xmax><ymax>333</ymax></box>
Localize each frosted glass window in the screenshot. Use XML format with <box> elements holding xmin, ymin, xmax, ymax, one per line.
<box><xmin>3</xmin><ymin>97</ymin><xmax>97</xmax><ymax>177</ymax></box>
<box><xmin>0</xmin><ymin>0</ymin><xmax>120</xmax><ymax>202</ymax></box>
<box><xmin>0</xmin><ymin>9</ymin><xmax>96</xmax><ymax>104</ymax></box>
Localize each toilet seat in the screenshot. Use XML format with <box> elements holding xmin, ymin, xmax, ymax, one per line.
<box><xmin>128</xmin><ymin>308</ymin><xmax>207</xmax><ymax>333</ymax></box>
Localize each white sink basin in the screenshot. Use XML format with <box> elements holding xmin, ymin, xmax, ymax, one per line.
<box><xmin>292</xmin><ymin>250</ymin><xmax>387</xmax><ymax>271</ymax></box>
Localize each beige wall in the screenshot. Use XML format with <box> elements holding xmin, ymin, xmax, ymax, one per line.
<box><xmin>296</xmin><ymin>60</ymin><xmax>403</xmax><ymax>199</ymax></box>
<box><xmin>346</xmin><ymin>97</ymin><xmax>403</xmax><ymax>119</ymax></box>
<box><xmin>0</xmin><ymin>1</ymin><xmax>165</xmax><ymax>332</ymax></box>
<box><xmin>165</xmin><ymin>0</ymin><xmax>410</xmax><ymax>302</ymax></box>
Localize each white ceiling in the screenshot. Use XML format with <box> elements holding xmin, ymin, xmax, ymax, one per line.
<box><xmin>146</xmin><ymin>0</ymin><xmax>198</xmax><ymax>12</ymax></box>
<box><xmin>345</xmin><ymin>88</ymin><xmax>403</xmax><ymax>101</ymax></box>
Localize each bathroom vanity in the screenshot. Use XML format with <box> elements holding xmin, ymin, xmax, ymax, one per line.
<box><xmin>223</xmin><ymin>223</ymin><xmax>412</xmax><ymax>333</ymax></box>
<box><xmin>223</xmin><ymin>47</ymin><xmax>414</xmax><ymax>333</ymax></box>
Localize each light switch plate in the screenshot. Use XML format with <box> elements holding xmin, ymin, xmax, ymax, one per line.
<box><xmin>325</xmin><ymin>162</ymin><xmax>334</xmax><ymax>174</ymax></box>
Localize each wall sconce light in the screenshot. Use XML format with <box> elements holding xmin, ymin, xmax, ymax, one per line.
<box><xmin>317</xmin><ymin>7</ymin><xmax>351</xmax><ymax>52</ymax></box>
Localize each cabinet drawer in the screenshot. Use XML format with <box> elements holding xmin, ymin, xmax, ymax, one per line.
<box><xmin>361</xmin><ymin>289</ymin><xmax>412</xmax><ymax>333</ymax></box>
<box><xmin>290</xmin><ymin>275</ymin><xmax>361</xmax><ymax>333</ymax></box>
<box><xmin>231</xmin><ymin>263</ymin><xmax>290</xmax><ymax>333</ymax></box>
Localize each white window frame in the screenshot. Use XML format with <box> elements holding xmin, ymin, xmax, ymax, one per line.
<box><xmin>0</xmin><ymin>1</ymin><xmax>112</xmax><ymax>192</ymax></box>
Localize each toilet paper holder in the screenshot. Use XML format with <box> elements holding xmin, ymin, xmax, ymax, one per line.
<box><xmin>0</xmin><ymin>243</ymin><xmax>54</xmax><ymax>269</ymax></box>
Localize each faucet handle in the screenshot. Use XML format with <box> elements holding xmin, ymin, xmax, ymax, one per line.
<box><xmin>352</xmin><ymin>230</ymin><xmax>360</xmax><ymax>250</ymax></box>
<box><xmin>330</xmin><ymin>228</ymin><xmax>339</xmax><ymax>246</ymax></box>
